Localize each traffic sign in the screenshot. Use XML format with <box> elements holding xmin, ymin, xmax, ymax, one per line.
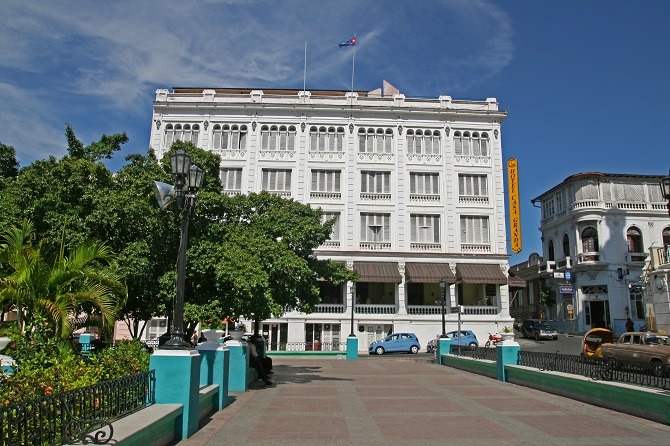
<box><xmin>566</xmin><ymin>304</ymin><xmax>573</xmax><ymax>311</ymax></box>
<box><xmin>553</xmin><ymin>272</ymin><xmax>564</xmax><ymax>279</ymax></box>
<box><xmin>565</xmin><ymin>270</ymin><xmax>572</xmax><ymax>281</ymax></box>
<box><xmin>559</xmin><ymin>285</ymin><xmax>574</xmax><ymax>294</ymax></box>
<box><xmin>450</xmin><ymin>306</ymin><xmax>461</xmax><ymax>313</ymax></box>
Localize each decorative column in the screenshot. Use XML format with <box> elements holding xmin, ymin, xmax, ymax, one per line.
<box><xmin>225</xmin><ymin>339</ymin><xmax>250</xmax><ymax>392</ymax></box>
<box><xmin>436</xmin><ymin>337</ymin><xmax>451</xmax><ymax>365</ymax></box>
<box><xmin>495</xmin><ymin>339</ymin><xmax>520</xmax><ymax>382</ymax></box>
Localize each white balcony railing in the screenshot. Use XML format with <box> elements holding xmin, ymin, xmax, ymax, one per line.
<box><xmin>360</xmin><ymin>193</ymin><xmax>392</xmax><ymax>201</ymax></box>
<box><xmin>314</xmin><ymin>304</ymin><xmax>345</xmax><ymax>314</ymax></box>
<box><xmin>259</xmin><ymin>150</ymin><xmax>296</xmax><ymax>160</ymax></box>
<box><xmin>461</xmin><ymin>243</ymin><xmax>491</xmax><ymax>253</ymax></box>
<box><xmin>410</xmin><ymin>242</ymin><xmax>441</xmax><ymax>251</ymax></box>
<box><xmin>577</xmin><ymin>252</ymin><xmax>601</xmax><ymax>263</ymax></box>
<box><xmin>319</xmin><ymin>240</ymin><xmax>340</xmax><ymax>249</ymax></box>
<box><xmin>407</xmin><ymin>305</ymin><xmax>442</xmax><ymax>315</ymax></box>
<box><xmin>310</xmin><ymin>191</ymin><xmax>341</xmax><ymax>200</ymax></box>
<box><xmin>538</xmin><ymin>261</ymin><xmax>555</xmax><ymax>273</ymax></box>
<box><xmin>360</xmin><ymin>242</ymin><xmax>391</xmax><ymax>251</ymax></box>
<box><xmin>459</xmin><ymin>196</ymin><xmax>489</xmax><ymax>205</ymax></box>
<box><xmin>355</xmin><ymin>304</ymin><xmax>396</xmax><ymax>314</ymax></box>
<box><xmin>555</xmin><ymin>257</ymin><xmax>572</xmax><ymax>269</ymax></box>
<box><xmin>308</xmin><ymin>150</ymin><xmax>346</xmax><ymax>161</ymax></box>
<box><xmin>405</xmin><ymin>154</ymin><xmax>442</xmax><ymax>165</ymax></box>
<box><xmin>461</xmin><ymin>306</ymin><xmax>499</xmax><ymax>315</ymax></box>
<box><xmin>409</xmin><ymin>194</ymin><xmax>441</xmax><ymax>203</ymax></box>
<box><xmin>214</xmin><ymin>149</ymin><xmax>246</xmax><ymax>160</ymax></box>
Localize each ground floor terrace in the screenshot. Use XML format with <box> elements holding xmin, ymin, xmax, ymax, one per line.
<box><xmin>175</xmin><ymin>356</ymin><xmax>670</xmax><ymax>446</ymax></box>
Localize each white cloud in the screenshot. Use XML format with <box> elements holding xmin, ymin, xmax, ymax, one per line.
<box><xmin>0</xmin><ymin>0</ymin><xmax>515</xmax><ymax>164</ymax></box>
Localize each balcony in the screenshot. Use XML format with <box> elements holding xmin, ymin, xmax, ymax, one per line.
<box><xmin>314</xmin><ymin>304</ymin><xmax>345</xmax><ymax>314</ymax></box>
<box><xmin>458</xmin><ymin>196</ymin><xmax>490</xmax><ymax>205</ymax></box>
<box><xmin>360</xmin><ymin>192</ymin><xmax>391</xmax><ymax>202</ymax></box>
<box><xmin>626</xmin><ymin>252</ymin><xmax>648</xmax><ymax>264</ymax></box>
<box><xmin>538</xmin><ymin>260</ymin><xmax>555</xmax><ymax>274</ymax></box>
<box><xmin>357</xmin><ymin>153</ymin><xmax>395</xmax><ymax>164</ymax></box>
<box><xmin>310</xmin><ymin>191</ymin><xmax>341</xmax><ymax>201</ymax></box>
<box><xmin>308</xmin><ymin>150</ymin><xmax>346</xmax><ymax>162</ymax></box>
<box><xmin>405</xmin><ymin>153</ymin><xmax>442</xmax><ymax>165</ymax></box>
<box><xmin>407</xmin><ymin>305</ymin><xmax>442</xmax><ymax>315</ymax></box>
<box><xmin>259</xmin><ymin>150</ymin><xmax>295</xmax><ymax>160</ymax></box>
<box><xmin>319</xmin><ymin>240</ymin><xmax>340</xmax><ymax>249</ymax></box>
<box><xmin>355</xmin><ymin>304</ymin><xmax>396</xmax><ymax>314</ymax></box>
<box><xmin>213</xmin><ymin>149</ymin><xmax>246</xmax><ymax>160</ymax></box>
<box><xmin>460</xmin><ymin>243</ymin><xmax>491</xmax><ymax>253</ymax></box>
<box><xmin>461</xmin><ymin>306</ymin><xmax>499</xmax><ymax>316</ymax></box>
<box><xmin>410</xmin><ymin>242</ymin><xmax>441</xmax><ymax>251</ymax></box>
<box><xmin>574</xmin><ymin>252</ymin><xmax>608</xmax><ymax>271</ymax></box>
<box><xmin>360</xmin><ymin>242</ymin><xmax>392</xmax><ymax>251</ymax></box>
<box><xmin>409</xmin><ymin>193</ymin><xmax>441</xmax><ymax>203</ymax></box>
<box><xmin>649</xmin><ymin>247</ymin><xmax>670</xmax><ymax>269</ymax></box>
<box><xmin>555</xmin><ymin>257</ymin><xmax>572</xmax><ymax>269</ymax></box>
<box><xmin>453</xmin><ymin>155</ymin><xmax>491</xmax><ymax>166</ymax></box>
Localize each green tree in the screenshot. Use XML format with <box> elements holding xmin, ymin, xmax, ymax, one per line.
<box><xmin>0</xmin><ymin>142</ymin><xmax>19</xmax><ymax>179</ymax></box>
<box><xmin>0</xmin><ymin>221</ymin><xmax>125</xmax><ymax>338</ymax></box>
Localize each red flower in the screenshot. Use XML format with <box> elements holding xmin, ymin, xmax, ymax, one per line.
<box><xmin>45</xmin><ymin>386</ymin><xmax>52</xmax><ymax>395</ymax></box>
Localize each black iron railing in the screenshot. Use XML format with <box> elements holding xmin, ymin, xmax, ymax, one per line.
<box><xmin>451</xmin><ymin>347</ymin><xmax>496</xmax><ymax>361</ymax></box>
<box><xmin>0</xmin><ymin>370</ymin><xmax>155</xmax><ymax>446</ymax></box>
<box><xmin>518</xmin><ymin>351</ymin><xmax>670</xmax><ymax>390</ymax></box>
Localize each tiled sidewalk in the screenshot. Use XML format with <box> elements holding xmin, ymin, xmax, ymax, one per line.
<box><xmin>177</xmin><ymin>356</ymin><xmax>670</xmax><ymax>446</ymax></box>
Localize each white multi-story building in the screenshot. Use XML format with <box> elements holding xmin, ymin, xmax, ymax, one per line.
<box><xmin>147</xmin><ymin>85</ymin><xmax>515</xmax><ymax>351</ymax></box>
<box><xmin>511</xmin><ymin>172</ymin><xmax>670</xmax><ymax>336</ymax></box>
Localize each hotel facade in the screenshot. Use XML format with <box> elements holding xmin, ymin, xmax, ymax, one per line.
<box><xmin>144</xmin><ymin>85</ymin><xmax>517</xmax><ymax>351</ymax></box>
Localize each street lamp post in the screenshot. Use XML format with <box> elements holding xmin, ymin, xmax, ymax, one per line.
<box><xmin>660</xmin><ymin>169</ymin><xmax>670</xmax><ymax>217</ymax></box>
<box><xmin>349</xmin><ymin>283</ymin><xmax>357</xmax><ymax>337</ymax></box>
<box><xmin>154</xmin><ymin>149</ymin><xmax>205</xmax><ymax>349</ymax></box>
<box><xmin>438</xmin><ymin>278</ymin><xmax>447</xmax><ymax>337</ymax></box>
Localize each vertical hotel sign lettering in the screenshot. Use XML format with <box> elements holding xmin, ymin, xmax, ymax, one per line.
<box><xmin>507</xmin><ymin>158</ymin><xmax>522</xmax><ymax>253</ymax></box>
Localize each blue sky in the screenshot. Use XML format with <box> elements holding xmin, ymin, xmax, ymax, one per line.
<box><xmin>1</xmin><ymin>1</ymin><xmax>669</xmax><ymax>266</ymax></box>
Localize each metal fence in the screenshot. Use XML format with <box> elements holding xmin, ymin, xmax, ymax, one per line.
<box><xmin>268</xmin><ymin>342</ymin><xmax>346</xmax><ymax>352</ymax></box>
<box><xmin>452</xmin><ymin>346</ymin><xmax>497</xmax><ymax>362</ymax></box>
<box><xmin>0</xmin><ymin>370</ymin><xmax>155</xmax><ymax>446</ymax></box>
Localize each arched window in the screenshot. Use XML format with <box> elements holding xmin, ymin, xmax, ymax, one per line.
<box><xmin>357</xmin><ymin>127</ymin><xmax>394</xmax><ymax>153</ymax></box>
<box><xmin>547</xmin><ymin>240</ymin><xmax>555</xmax><ymax>262</ymax></box>
<box><xmin>563</xmin><ymin>234</ymin><xmax>570</xmax><ymax>257</ymax></box>
<box><xmin>663</xmin><ymin>227</ymin><xmax>670</xmax><ymax>245</ymax></box>
<box><xmin>626</xmin><ymin>227</ymin><xmax>643</xmax><ymax>253</ymax></box>
<box><xmin>581</xmin><ymin>227</ymin><xmax>599</xmax><ymax>253</ymax></box>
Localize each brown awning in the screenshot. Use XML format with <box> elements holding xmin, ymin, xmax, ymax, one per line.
<box><xmin>405</xmin><ymin>263</ymin><xmax>456</xmax><ymax>283</ymax></box>
<box><xmin>508</xmin><ymin>275</ymin><xmax>527</xmax><ymax>288</ymax></box>
<box><xmin>353</xmin><ymin>262</ymin><xmax>402</xmax><ymax>283</ymax></box>
<box><xmin>456</xmin><ymin>263</ymin><xmax>508</xmax><ymax>285</ymax></box>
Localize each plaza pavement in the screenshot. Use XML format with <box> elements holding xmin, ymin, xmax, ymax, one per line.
<box><xmin>177</xmin><ymin>355</ymin><xmax>670</xmax><ymax>446</ymax></box>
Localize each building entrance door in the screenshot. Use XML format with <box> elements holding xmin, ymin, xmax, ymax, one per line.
<box><xmin>587</xmin><ymin>300</ymin><xmax>610</xmax><ymax>329</ymax></box>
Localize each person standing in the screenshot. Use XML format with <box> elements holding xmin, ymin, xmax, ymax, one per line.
<box><xmin>625</xmin><ymin>317</ymin><xmax>634</xmax><ymax>332</ymax></box>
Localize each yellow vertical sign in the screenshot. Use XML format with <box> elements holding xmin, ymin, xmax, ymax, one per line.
<box><xmin>507</xmin><ymin>158</ymin><xmax>522</xmax><ymax>253</ymax></box>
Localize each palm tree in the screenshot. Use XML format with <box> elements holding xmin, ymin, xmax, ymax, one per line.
<box><xmin>0</xmin><ymin>221</ymin><xmax>126</xmax><ymax>338</ymax></box>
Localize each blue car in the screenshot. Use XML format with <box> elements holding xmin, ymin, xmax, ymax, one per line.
<box><xmin>369</xmin><ymin>333</ymin><xmax>421</xmax><ymax>355</ymax></box>
<box><xmin>444</xmin><ymin>330</ymin><xmax>479</xmax><ymax>350</ymax></box>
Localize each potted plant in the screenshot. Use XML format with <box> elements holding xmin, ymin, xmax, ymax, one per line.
<box><xmin>501</xmin><ymin>325</ymin><xmax>515</xmax><ymax>342</ymax></box>
<box><xmin>201</xmin><ymin>319</ymin><xmax>225</xmax><ymax>343</ymax></box>
<box><xmin>229</xmin><ymin>322</ymin><xmax>246</xmax><ymax>341</ymax></box>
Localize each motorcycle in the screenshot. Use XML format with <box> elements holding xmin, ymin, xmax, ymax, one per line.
<box><xmin>426</xmin><ymin>339</ymin><xmax>436</xmax><ymax>354</ymax></box>
<box><xmin>484</xmin><ymin>332</ymin><xmax>503</xmax><ymax>348</ymax></box>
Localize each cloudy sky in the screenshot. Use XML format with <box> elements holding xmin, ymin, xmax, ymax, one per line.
<box><xmin>1</xmin><ymin>0</ymin><xmax>669</xmax><ymax>265</ymax></box>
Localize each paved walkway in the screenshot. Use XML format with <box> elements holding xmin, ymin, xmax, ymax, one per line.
<box><xmin>178</xmin><ymin>356</ymin><xmax>670</xmax><ymax>446</ymax></box>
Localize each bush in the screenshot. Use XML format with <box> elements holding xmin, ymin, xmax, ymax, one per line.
<box><xmin>0</xmin><ymin>321</ymin><xmax>150</xmax><ymax>406</ymax></box>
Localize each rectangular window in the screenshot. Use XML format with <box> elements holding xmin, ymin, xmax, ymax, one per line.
<box><xmin>458</xmin><ymin>174</ymin><xmax>488</xmax><ymax>197</ymax></box>
<box><xmin>311</xmin><ymin>170</ymin><xmax>341</xmax><ymax>193</ymax></box>
<box><xmin>543</xmin><ymin>199</ymin><xmax>555</xmax><ymax>218</ymax></box>
<box><xmin>221</xmin><ymin>168</ymin><xmax>243</xmax><ymax>193</ymax></box>
<box><xmin>361</xmin><ymin>171</ymin><xmax>391</xmax><ymax>193</ymax></box>
<box><xmin>629</xmin><ymin>286</ymin><xmax>644</xmax><ymax>319</ymax></box>
<box><xmin>460</xmin><ymin>216</ymin><xmax>490</xmax><ymax>245</ymax></box>
<box><xmin>361</xmin><ymin>213</ymin><xmax>390</xmax><ymax>242</ymax></box>
<box><xmin>410</xmin><ymin>215</ymin><xmax>440</xmax><ymax>243</ymax></box>
<box><xmin>410</xmin><ymin>173</ymin><xmax>439</xmax><ymax>195</ymax></box>
<box><xmin>322</xmin><ymin>212</ymin><xmax>340</xmax><ymax>241</ymax></box>
<box><xmin>261</xmin><ymin>169</ymin><xmax>292</xmax><ymax>193</ymax></box>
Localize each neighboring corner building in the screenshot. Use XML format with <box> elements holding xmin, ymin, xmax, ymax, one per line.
<box><xmin>144</xmin><ymin>84</ymin><xmax>516</xmax><ymax>351</ymax></box>
<box><xmin>510</xmin><ymin>172</ymin><xmax>670</xmax><ymax>336</ymax></box>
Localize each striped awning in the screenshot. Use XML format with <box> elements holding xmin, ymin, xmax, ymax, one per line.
<box><xmin>456</xmin><ymin>263</ymin><xmax>508</xmax><ymax>285</ymax></box>
<box><xmin>353</xmin><ymin>262</ymin><xmax>402</xmax><ymax>283</ymax></box>
<box><xmin>405</xmin><ymin>263</ymin><xmax>456</xmax><ymax>283</ymax></box>
<box><xmin>508</xmin><ymin>275</ymin><xmax>527</xmax><ymax>288</ymax></box>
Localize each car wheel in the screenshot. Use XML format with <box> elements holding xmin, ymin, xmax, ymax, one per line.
<box><xmin>535</xmin><ymin>332</ymin><xmax>540</xmax><ymax>341</ymax></box>
<box><xmin>650</xmin><ymin>360</ymin><xmax>664</xmax><ymax>378</ymax></box>
<box><xmin>375</xmin><ymin>346</ymin><xmax>385</xmax><ymax>355</ymax></box>
<box><xmin>468</xmin><ymin>342</ymin><xmax>477</xmax><ymax>349</ymax></box>
<box><xmin>410</xmin><ymin>345</ymin><xmax>419</xmax><ymax>354</ymax></box>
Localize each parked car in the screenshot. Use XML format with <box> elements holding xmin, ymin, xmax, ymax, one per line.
<box><xmin>444</xmin><ymin>330</ymin><xmax>479</xmax><ymax>350</ymax></box>
<box><xmin>597</xmin><ymin>332</ymin><xmax>670</xmax><ymax>370</ymax></box>
<box><xmin>426</xmin><ymin>338</ymin><xmax>437</xmax><ymax>354</ymax></box>
<box><xmin>521</xmin><ymin>319</ymin><xmax>558</xmax><ymax>340</ymax></box>
<box><xmin>369</xmin><ymin>333</ymin><xmax>421</xmax><ymax>355</ymax></box>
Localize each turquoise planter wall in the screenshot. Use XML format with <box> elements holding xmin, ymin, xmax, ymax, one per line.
<box><xmin>346</xmin><ymin>336</ymin><xmax>358</xmax><ymax>360</ymax></box>
<box><xmin>436</xmin><ymin>338</ymin><xmax>451</xmax><ymax>365</ymax></box>
<box><xmin>225</xmin><ymin>342</ymin><xmax>250</xmax><ymax>392</ymax></box>
<box><xmin>197</xmin><ymin>345</ymin><xmax>230</xmax><ymax>410</ymax></box>
<box><xmin>149</xmin><ymin>350</ymin><xmax>201</xmax><ymax>439</ymax></box>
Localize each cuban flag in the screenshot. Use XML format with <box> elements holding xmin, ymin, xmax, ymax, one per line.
<box><xmin>339</xmin><ymin>36</ymin><xmax>356</xmax><ymax>48</ymax></box>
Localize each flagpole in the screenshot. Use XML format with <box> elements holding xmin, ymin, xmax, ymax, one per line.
<box><xmin>351</xmin><ymin>35</ymin><xmax>356</xmax><ymax>93</ymax></box>
<box><xmin>303</xmin><ymin>41</ymin><xmax>307</xmax><ymax>93</ymax></box>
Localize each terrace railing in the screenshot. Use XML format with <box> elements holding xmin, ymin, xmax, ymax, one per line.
<box><xmin>0</xmin><ymin>370</ymin><xmax>155</xmax><ymax>446</ymax></box>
